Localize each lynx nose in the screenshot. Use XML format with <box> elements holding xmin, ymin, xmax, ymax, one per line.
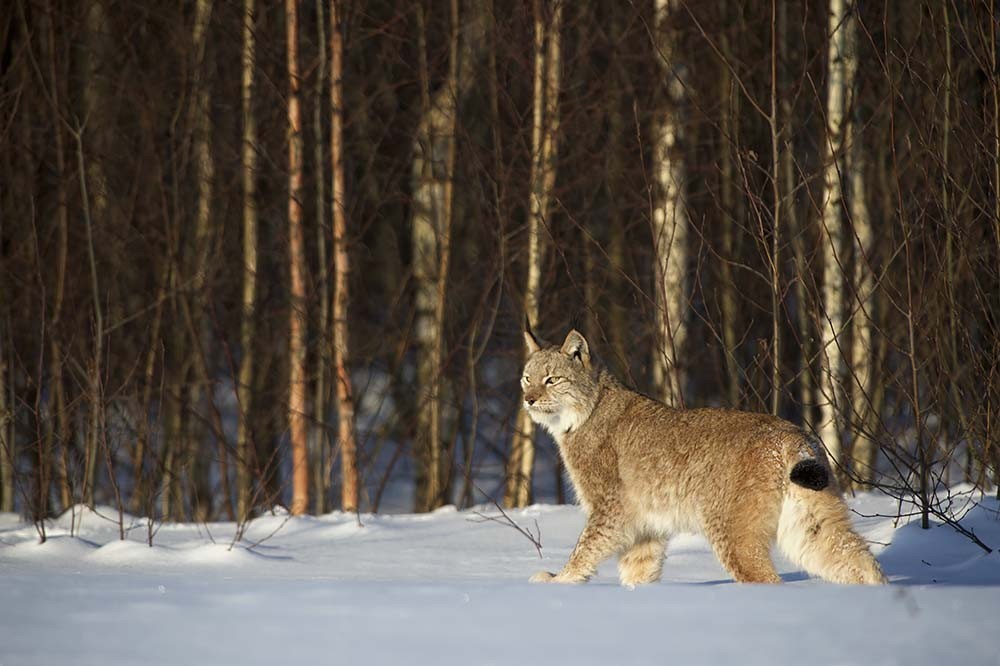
<box><xmin>526</xmin><ymin>397</ymin><xmax>536</xmax><ymax>406</ymax></box>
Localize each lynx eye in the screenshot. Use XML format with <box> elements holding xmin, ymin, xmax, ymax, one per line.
<box><xmin>545</xmin><ymin>376</ymin><xmax>561</xmax><ymax>385</ymax></box>
<box><xmin>521</xmin><ymin>375</ymin><xmax>530</xmax><ymax>385</ymax></box>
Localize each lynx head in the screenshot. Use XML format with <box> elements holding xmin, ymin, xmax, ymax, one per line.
<box><xmin>520</xmin><ymin>328</ymin><xmax>601</xmax><ymax>436</ymax></box>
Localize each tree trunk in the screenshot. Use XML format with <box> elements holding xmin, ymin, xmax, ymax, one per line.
<box><xmin>236</xmin><ymin>0</ymin><xmax>259</xmax><ymax>524</ymax></box>
<box><xmin>38</xmin><ymin>0</ymin><xmax>68</xmax><ymax>514</ymax></box>
<box><xmin>780</xmin><ymin>5</ymin><xmax>814</xmax><ymax>430</ymax></box>
<box><xmin>767</xmin><ymin>0</ymin><xmax>782</xmax><ymax>416</ymax></box>
<box><xmin>330</xmin><ymin>0</ymin><xmax>359</xmax><ymax>513</ymax></box>
<box><xmin>649</xmin><ymin>0</ymin><xmax>688</xmax><ymax>408</ymax></box>
<box><xmin>0</xmin><ymin>315</ymin><xmax>12</xmax><ymax>513</ymax></box>
<box><xmin>505</xmin><ymin>0</ymin><xmax>562</xmax><ymax>509</ymax></box>
<box><xmin>311</xmin><ymin>0</ymin><xmax>330</xmax><ymax>516</ymax></box>
<box><xmin>131</xmin><ymin>261</ymin><xmax>167</xmax><ymax>514</ymax></box>
<box><xmin>183</xmin><ymin>0</ymin><xmax>224</xmax><ymax>521</ymax></box>
<box><xmin>719</xmin><ymin>28</ymin><xmax>741</xmax><ymax>408</ymax></box>
<box><xmin>81</xmin><ymin>0</ymin><xmax>110</xmax><ymax>509</ymax></box>
<box><xmin>411</xmin><ymin>0</ymin><xmax>487</xmax><ymax>512</ymax></box>
<box><xmin>844</xmin><ymin>8</ymin><xmax>877</xmax><ymax>487</ymax></box>
<box><xmin>286</xmin><ymin>0</ymin><xmax>309</xmax><ymax>516</ymax></box>
<box><xmin>817</xmin><ymin>0</ymin><xmax>850</xmax><ymax>473</ymax></box>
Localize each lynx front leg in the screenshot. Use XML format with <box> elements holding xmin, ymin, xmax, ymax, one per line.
<box><xmin>618</xmin><ymin>536</ymin><xmax>666</xmax><ymax>587</ymax></box>
<box><xmin>531</xmin><ymin>509</ymin><xmax>627</xmax><ymax>584</ymax></box>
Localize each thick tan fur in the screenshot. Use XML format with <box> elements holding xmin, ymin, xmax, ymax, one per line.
<box><xmin>521</xmin><ymin>329</ymin><xmax>886</xmax><ymax>586</ymax></box>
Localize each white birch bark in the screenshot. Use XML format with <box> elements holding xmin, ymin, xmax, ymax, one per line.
<box><xmin>412</xmin><ymin>0</ymin><xmax>487</xmax><ymax>512</ymax></box>
<box><xmin>818</xmin><ymin>0</ymin><xmax>850</xmax><ymax>471</ymax></box>
<box><xmin>506</xmin><ymin>0</ymin><xmax>562</xmax><ymax>508</ymax></box>
<box><xmin>650</xmin><ymin>0</ymin><xmax>689</xmax><ymax>408</ymax></box>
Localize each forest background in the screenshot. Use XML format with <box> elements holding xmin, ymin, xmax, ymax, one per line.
<box><xmin>1</xmin><ymin>0</ymin><xmax>997</xmax><ymax>541</ymax></box>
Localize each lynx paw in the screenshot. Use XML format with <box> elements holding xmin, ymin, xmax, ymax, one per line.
<box><xmin>530</xmin><ymin>570</ymin><xmax>586</xmax><ymax>584</ymax></box>
<box><xmin>529</xmin><ymin>570</ymin><xmax>557</xmax><ymax>583</ymax></box>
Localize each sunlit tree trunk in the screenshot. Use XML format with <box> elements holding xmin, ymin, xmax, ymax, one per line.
<box><xmin>236</xmin><ymin>0</ymin><xmax>258</xmax><ymax>524</ymax></box>
<box><xmin>412</xmin><ymin>0</ymin><xmax>486</xmax><ymax>512</ymax></box>
<box><xmin>818</xmin><ymin>0</ymin><xmax>850</xmax><ymax>473</ymax></box>
<box><xmin>505</xmin><ymin>0</ymin><xmax>562</xmax><ymax>509</ymax></box>
<box><xmin>286</xmin><ymin>0</ymin><xmax>309</xmax><ymax>516</ymax></box>
<box><xmin>649</xmin><ymin>0</ymin><xmax>688</xmax><ymax>407</ymax></box>
<box><xmin>329</xmin><ymin>0</ymin><xmax>358</xmax><ymax>513</ymax></box>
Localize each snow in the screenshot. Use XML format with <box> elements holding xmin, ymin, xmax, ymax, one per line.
<box><xmin>1</xmin><ymin>490</ymin><xmax>999</xmax><ymax>666</ymax></box>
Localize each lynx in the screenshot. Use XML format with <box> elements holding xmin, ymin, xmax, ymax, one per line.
<box><xmin>521</xmin><ymin>328</ymin><xmax>886</xmax><ymax>586</ymax></box>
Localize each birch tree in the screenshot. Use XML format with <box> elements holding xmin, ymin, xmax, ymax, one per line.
<box><xmin>505</xmin><ymin>0</ymin><xmax>562</xmax><ymax>509</ymax></box>
<box><xmin>818</xmin><ymin>0</ymin><xmax>851</xmax><ymax>472</ymax></box>
<box><xmin>286</xmin><ymin>0</ymin><xmax>309</xmax><ymax>516</ymax></box>
<box><xmin>649</xmin><ymin>0</ymin><xmax>689</xmax><ymax>408</ymax></box>
<box><xmin>411</xmin><ymin>0</ymin><xmax>486</xmax><ymax>512</ymax></box>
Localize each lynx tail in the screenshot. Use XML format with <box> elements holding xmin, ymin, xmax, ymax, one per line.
<box><xmin>789</xmin><ymin>459</ymin><xmax>829</xmax><ymax>491</ymax></box>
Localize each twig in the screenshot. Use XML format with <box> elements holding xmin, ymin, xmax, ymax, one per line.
<box><xmin>466</xmin><ymin>477</ymin><xmax>542</xmax><ymax>557</ymax></box>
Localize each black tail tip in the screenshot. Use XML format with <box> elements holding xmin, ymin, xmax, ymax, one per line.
<box><xmin>790</xmin><ymin>459</ymin><xmax>829</xmax><ymax>490</ymax></box>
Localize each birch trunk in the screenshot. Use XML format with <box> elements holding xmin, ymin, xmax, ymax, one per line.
<box><xmin>649</xmin><ymin>0</ymin><xmax>688</xmax><ymax>407</ymax></box>
<box><xmin>818</xmin><ymin>0</ymin><xmax>850</xmax><ymax>472</ymax></box>
<box><xmin>286</xmin><ymin>0</ymin><xmax>309</xmax><ymax>516</ymax></box>
<box><xmin>236</xmin><ymin>0</ymin><xmax>258</xmax><ymax>523</ymax></box>
<box><xmin>505</xmin><ymin>0</ymin><xmax>562</xmax><ymax>508</ymax></box>
<box><xmin>412</xmin><ymin>0</ymin><xmax>486</xmax><ymax>512</ymax></box>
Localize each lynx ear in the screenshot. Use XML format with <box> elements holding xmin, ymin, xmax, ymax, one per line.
<box><xmin>524</xmin><ymin>317</ymin><xmax>544</xmax><ymax>354</ymax></box>
<box><xmin>560</xmin><ymin>329</ymin><xmax>591</xmax><ymax>368</ymax></box>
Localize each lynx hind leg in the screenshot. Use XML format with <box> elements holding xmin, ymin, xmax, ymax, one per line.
<box><xmin>702</xmin><ymin>491</ymin><xmax>783</xmax><ymax>584</ymax></box>
<box><xmin>618</xmin><ymin>537</ymin><xmax>667</xmax><ymax>587</ymax></box>
<box><xmin>777</xmin><ymin>487</ymin><xmax>887</xmax><ymax>585</ymax></box>
<box><xmin>707</xmin><ymin>529</ymin><xmax>782</xmax><ymax>584</ymax></box>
